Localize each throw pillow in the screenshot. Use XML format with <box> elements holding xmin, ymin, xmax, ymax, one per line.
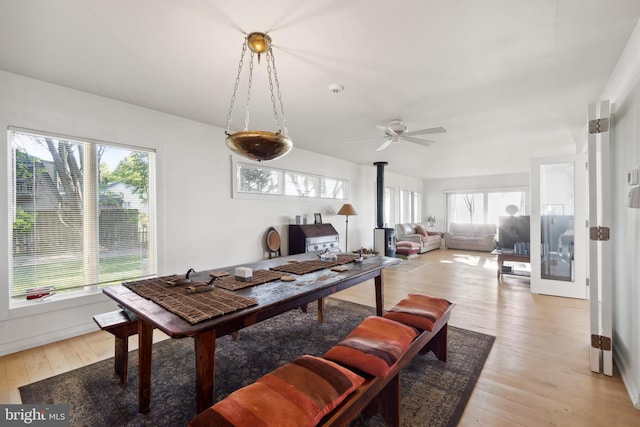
<box><xmin>415</xmin><ymin>224</ymin><xmax>428</xmax><ymax>237</ymax></box>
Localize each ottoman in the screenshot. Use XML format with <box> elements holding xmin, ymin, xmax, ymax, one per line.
<box><xmin>395</xmin><ymin>241</ymin><xmax>421</xmax><ymax>259</ymax></box>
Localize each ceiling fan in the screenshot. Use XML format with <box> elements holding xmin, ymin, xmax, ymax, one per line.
<box><xmin>349</xmin><ymin>119</ymin><xmax>446</xmax><ymax>151</ymax></box>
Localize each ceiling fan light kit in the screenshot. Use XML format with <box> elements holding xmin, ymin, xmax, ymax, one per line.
<box><xmin>385</xmin><ymin>119</ymin><xmax>407</xmax><ymax>136</ymax></box>
<box><xmin>224</xmin><ymin>32</ymin><xmax>292</xmax><ymax>162</ymax></box>
<box><xmin>328</xmin><ymin>83</ymin><xmax>345</xmax><ymax>94</ymax></box>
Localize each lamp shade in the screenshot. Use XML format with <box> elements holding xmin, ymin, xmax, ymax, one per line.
<box><xmin>505</xmin><ymin>204</ymin><xmax>519</xmax><ymax>216</ymax></box>
<box><xmin>337</xmin><ymin>204</ymin><xmax>357</xmax><ymax>216</ymax></box>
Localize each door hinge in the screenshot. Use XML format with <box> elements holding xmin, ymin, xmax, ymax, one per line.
<box><xmin>589</xmin><ymin>117</ymin><xmax>610</xmax><ymax>134</ymax></box>
<box><xmin>591</xmin><ymin>334</ymin><xmax>612</xmax><ymax>351</ymax></box>
<box><xmin>586</xmin><ymin>278</ymin><xmax>590</xmax><ymax>287</ymax></box>
<box><xmin>590</xmin><ymin>226</ymin><xmax>610</xmax><ymax>241</ymax></box>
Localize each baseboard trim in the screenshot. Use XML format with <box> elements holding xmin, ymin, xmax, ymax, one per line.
<box><xmin>0</xmin><ymin>322</ymin><xmax>98</xmax><ymax>357</ymax></box>
<box><xmin>613</xmin><ymin>349</ymin><xmax>640</xmax><ymax>410</ymax></box>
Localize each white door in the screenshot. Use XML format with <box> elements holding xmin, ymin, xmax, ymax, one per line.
<box><xmin>587</xmin><ymin>100</ymin><xmax>613</xmax><ymax>375</ymax></box>
<box><xmin>530</xmin><ymin>154</ymin><xmax>587</xmax><ymax>299</ymax></box>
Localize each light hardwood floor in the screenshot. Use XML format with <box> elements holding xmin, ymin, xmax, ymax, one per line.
<box><xmin>1</xmin><ymin>249</ymin><xmax>639</xmax><ymax>426</ymax></box>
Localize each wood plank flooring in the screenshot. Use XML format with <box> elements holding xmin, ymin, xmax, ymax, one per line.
<box><xmin>1</xmin><ymin>249</ymin><xmax>639</xmax><ymax>426</ymax></box>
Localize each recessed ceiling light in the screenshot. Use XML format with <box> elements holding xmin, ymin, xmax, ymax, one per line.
<box><xmin>328</xmin><ymin>83</ymin><xmax>344</xmax><ymax>94</ymax></box>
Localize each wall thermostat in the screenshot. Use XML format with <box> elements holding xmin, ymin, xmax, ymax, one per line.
<box><xmin>628</xmin><ymin>168</ymin><xmax>638</xmax><ymax>186</ymax></box>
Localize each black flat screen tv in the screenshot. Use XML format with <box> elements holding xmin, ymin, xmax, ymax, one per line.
<box><xmin>497</xmin><ymin>216</ymin><xmax>530</xmax><ymax>250</ymax></box>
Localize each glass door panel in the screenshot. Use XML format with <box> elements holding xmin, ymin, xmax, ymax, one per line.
<box><xmin>531</xmin><ymin>155</ymin><xmax>586</xmax><ymax>299</ymax></box>
<box><xmin>540</xmin><ymin>162</ymin><xmax>575</xmax><ymax>282</ymax></box>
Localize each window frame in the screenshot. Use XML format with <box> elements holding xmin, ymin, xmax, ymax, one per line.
<box><xmin>399</xmin><ymin>189</ymin><xmax>422</xmax><ymax>224</ymax></box>
<box><xmin>445</xmin><ymin>187</ymin><xmax>529</xmax><ymax>229</ymax></box>
<box><xmin>7</xmin><ymin>126</ymin><xmax>157</xmax><ymax>307</ymax></box>
<box><xmin>232</xmin><ymin>159</ymin><xmax>349</xmax><ymax>201</ymax></box>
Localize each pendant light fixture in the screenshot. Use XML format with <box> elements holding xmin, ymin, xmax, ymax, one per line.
<box><xmin>224</xmin><ymin>32</ymin><xmax>292</xmax><ymax>162</ymax></box>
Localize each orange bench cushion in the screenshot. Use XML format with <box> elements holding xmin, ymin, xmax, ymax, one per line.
<box><xmin>189</xmin><ymin>355</ymin><xmax>364</xmax><ymax>427</ymax></box>
<box><xmin>383</xmin><ymin>293</ymin><xmax>452</xmax><ymax>331</ymax></box>
<box><xmin>323</xmin><ymin>316</ymin><xmax>418</xmax><ymax>378</ymax></box>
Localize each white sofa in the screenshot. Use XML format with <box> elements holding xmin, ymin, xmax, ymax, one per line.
<box><xmin>395</xmin><ymin>223</ymin><xmax>442</xmax><ymax>253</ymax></box>
<box><xmin>444</xmin><ymin>223</ymin><xmax>497</xmax><ymax>252</ymax></box>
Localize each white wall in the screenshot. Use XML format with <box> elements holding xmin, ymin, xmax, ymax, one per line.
<box><xmin>422</xmin><ymin>172</ymin><xmax>530</xmax><ymax>231</ymax></box>
<box><xmin>599</xmin><ymin>18</ymin><xmax>640</xmax><ymax>409</ymax></box>
<box><xmin>0</xmin><ymin>70</ymin><xmax>385</xmax><ymax>355</ymax></box>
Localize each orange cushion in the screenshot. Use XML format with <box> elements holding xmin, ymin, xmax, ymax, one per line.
<box><xmin>323</xmin><ymin>316</ymin><xmax>418</xmax><ymax>378</ymax></box>
<box><xmin>188</xmin><ymin>355</ymin><xmax>364</xmax><ymax>427</ymax></box>
<box><xmin>383</xmin><ymin>293</ymin><xmax>451</xmax><ymax>331</ymax></box>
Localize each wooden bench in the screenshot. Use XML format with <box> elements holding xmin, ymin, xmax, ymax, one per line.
<box><xmin>93</xmin><ymin>309</ymin><xmax>138</xmax><ymax>384</ymax></box>
<box><xmin>319</xmin><ymin>303</ymin><xmax>453</xmax><ymax>427</ymax></box>
<box><xmin>94</xmin><ymin>308</ymin><xmax>242</xmax><ymax>385</ymax></box>
<box><xmin>189</xmin><ymin>298</ymin><xmax>454</xmax><ymax>427</ymax></box>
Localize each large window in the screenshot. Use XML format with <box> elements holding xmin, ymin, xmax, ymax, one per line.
<box><xmin>383</xmin><ymin>187</ymin><xmax>395</xmax><ymax>227</ymax></box>
<box><xmin>8</xmin><ymin>128</ymin><xmax>156</xmax><ymax>305</ymax></box>
<box><xmin>411</xmin><ymin>192</ymin><xmax>422</xmax><ymax>223</ymax></box>
<box><xmin>236</xmin><ymin>161</ymin><xmax>347</xmax><ymax>200</ymax></box>
<box><xmin>399</xmin><ymin>189</ymin><xmax>422</xmax><ymax>223</ymax></box>
<box><xmin>446</xmin><ymin>189</ymin><xmax>528</xmax><ymax>226</ymax></box>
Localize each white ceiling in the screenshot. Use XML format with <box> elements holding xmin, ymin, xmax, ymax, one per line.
<box><xmin>1</xmin><ymin>0</ymin><xmax>639</xmax><ymax>180</ymax></box>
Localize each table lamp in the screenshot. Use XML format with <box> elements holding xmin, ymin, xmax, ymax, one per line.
<box><xmin>337</xmin><ymin>203</ymin><xmax>357</xmax><ymax>253</ymax></box>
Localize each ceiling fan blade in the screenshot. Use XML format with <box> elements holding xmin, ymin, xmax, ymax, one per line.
<box><xmin>403</xmin><ymin>136</ymin><xmax>434</xmax><ymax>147</ymax></box>
<box><xmin>376</xmin><ymin>139</ymin><xmax>393</xmax><ymax>151</ymax></box>
<box><xmin>377</xmin><ymin>125</ymin><xmax>398</xmax><ymax>136</ymax></box>
<box><xmin>345</xmin><ymin>136</ymin><xmax>385</xmax><ymax>143</ymax></box>
<box><xmin>405</xmin><ymin>126</ymin><xmax>446</xmax><ymax>136</ymax></box>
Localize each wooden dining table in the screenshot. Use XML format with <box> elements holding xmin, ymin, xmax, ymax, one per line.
<box><xmin>102</xmin><ymin>252</ymin><xmax>398</xmax><ymax>414</ymax></box>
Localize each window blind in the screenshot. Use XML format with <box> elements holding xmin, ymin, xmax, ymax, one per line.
<box><xmin>8</xmin><ymin>128</ymin><xmax>157</xmax><ymax>304</ymax></box>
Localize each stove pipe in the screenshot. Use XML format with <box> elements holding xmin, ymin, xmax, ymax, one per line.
<box><xmin>374</xmin><ymin>162</ymin><xmax>387</xmax><ymax>228</ymax></box>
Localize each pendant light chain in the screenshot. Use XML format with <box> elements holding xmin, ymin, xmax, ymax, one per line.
<box><xmin>244</xmin><ymin>51</ymin><xmax>255</xmax><ymax>131</ymax></box>
<box><xmin>269</xmin><ymin>48</ymin><xmax>289</xmax><ymax>137</ymax></box>
<box><xmin>225</xmin><ymin>41</ymin><xmax>247</xmax><ymax>135</ymax></box>
<box><xmin>266</xmin><ymin>49</ymin><xmax>281</xmax><ymax>133</ymax></box>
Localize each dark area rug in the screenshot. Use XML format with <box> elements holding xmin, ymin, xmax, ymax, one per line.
<box><xmin>20</xmin><ymin>299</ymin><xmax>494</xmax><ymax>427</ymax></box>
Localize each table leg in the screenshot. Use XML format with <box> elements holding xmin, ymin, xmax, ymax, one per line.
<box><xmin>138</xmin><ymin>319</ymin><xmax>154</xmax><ymax>413</ymax></box>
<box><xmin>317</xmin><ymin>298</ymin><xmax>325</xmax><ymax>323</ymax></box>
<box><xmin>375</xmin><ymin>272</ymin><xmax>384</xmax><ymax>316</ymax></box>
<box><xmin>194</xmin><ymin>329</ymin><xmax>217</xmax><ymax>414</ymax></box>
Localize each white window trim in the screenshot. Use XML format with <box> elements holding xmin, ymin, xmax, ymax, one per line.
<box><xmin>444</xmin><ymin>186</ymin><xmax>530</xmax><ymax>229</ymax></box>
<box><xmin>231</xmin><ymin>157</ymin><xmax>349</xmax><ymax>201</ymax></box>
<box><xmin>7</xmin><ymin>126</ymin><xmax>157</xmax><ymax>308</ymax></box>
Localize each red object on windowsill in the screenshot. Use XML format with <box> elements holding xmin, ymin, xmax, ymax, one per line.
<box><xmin>26</xmin><ymin>287</ymin><xmax>53</xmax><ymax>299</ymax></box>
